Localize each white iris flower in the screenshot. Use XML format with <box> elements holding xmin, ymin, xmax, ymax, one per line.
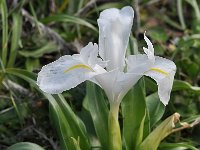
<box><xmin>37</xmin><ymin>6</ymin><xmax>176</xmax><ymax>106</ymax></box>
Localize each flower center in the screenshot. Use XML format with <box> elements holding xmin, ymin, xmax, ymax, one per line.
<box><xmin>64</xmin><ymin>64</ymin><xmax>94</xmax><ymax>73</ymax></box>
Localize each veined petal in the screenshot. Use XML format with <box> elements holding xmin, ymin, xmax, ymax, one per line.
<box><xmin>143</xmin><ymin>33</ymin><xmax>155</xmax><ymax>62</ymax></box>
<box><xmin>37</xmin><ymin>55</ymin><xmax>95</xmax><ymax>94</ymax></box>
<box><xmin>127</xmin><ymin>34</ymin><xmax>176</xmax><ymax>105</ymax></box>
<box><xmin>95</xmin><ymin>70</ymin><xmax>141</xmax><ymax>104</ymax></box>
<box><xmin>80</xmin><ymin>42</ymin><xmax>107</xmax><ymax>68</ymax></box>
<box><xmin>127</xmin><ymin>54</ymin><xmax>152</xmax><ymax>74</ymax></box>
<box><xmin>114</xmin><ymin>72</ymin><xmax>141</xmax><ymax>102</ymax></box>
<box><xmin>127</xmin><ymin>54</ymin><xmax>176</xmax><ymax>105</ymax></box>
<box><xmin>145</xmin><ymin>56</ymin><xmax>176</xmax><ymax>105</ymax></box>
<box><xmin>37</xmin><ymin>43</ymin><xmax>105</xmax><ymax>94</ymax></box>
<box><xmin>98</xmin><ymin>6</ymin><xmax>134</xmax><ymax>71</ymax></box>
<box><xmin>95</xmin><ymin>69</ymin><xmax>119</xmax><ymax>102</ymax></box>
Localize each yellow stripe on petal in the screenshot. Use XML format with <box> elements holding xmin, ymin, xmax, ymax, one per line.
<box><xmin>64</xmin><ymin>64</ymin><xmax>94</xmax><ymax>73</ymax></box>
<box><xmin>149</xmin><ymin>67</ymin><xmax>169</xmax><ymax>76</ymax></box>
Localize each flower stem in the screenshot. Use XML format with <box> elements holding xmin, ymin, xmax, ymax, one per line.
<box><xmin>108</xmin><ymin>102</ymin><xmax>122</xmax><ymax>150</ymax></box>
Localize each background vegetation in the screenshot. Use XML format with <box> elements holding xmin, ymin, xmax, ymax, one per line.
<box><xmin>0</xmin><ymin>0</ymin><xmax>200</xmax><ymax>149</ymax></box>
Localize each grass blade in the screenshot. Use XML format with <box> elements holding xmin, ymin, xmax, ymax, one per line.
<box><xmin>4</xmin><ymin>68</ymin><xmax>91</xmax><ymax>150</ymax></box>
<box><xmin>7</xmin><ymin>13</ymin><xmax>22</xmax><ymax>67</ymax></box>
<box><xmin>19</xmin><ymin>42</ymin><xmax>58</xmax><ymax>58</ymax></box>
<box><xmin>10</xmin><ymin>93</ymin><xmax>24</xmax><ymax>125</ymax></box>
<box><xmin>41</xmin><ymin>14</ymin><xmax>98</xmax><ymax>32</ymax></box>
<box><xmin>0</xmin><ymin>0</ymin><xmax>8</xmax><ymax>66</ymax></box>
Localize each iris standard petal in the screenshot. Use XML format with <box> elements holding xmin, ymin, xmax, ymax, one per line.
<box><xmin>144</xmin><ymin>56</ymin><xmax>176</xmax><ymax>105</ymax></box>
<box><xmin>97</xmin><ymin>6</ymin><xmax>134</xmax><ymax>71</ymax></box>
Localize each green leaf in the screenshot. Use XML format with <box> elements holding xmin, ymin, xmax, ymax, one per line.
<box><xmin>0</xmin><ymin>103</ymin><xmax>28</xmax><ymax>124</ymax></box>
<box><xmin>144</xmin><ymin>78</ymin><xmax>157</xmax><ymax>92</ymax></box>
<box><xmin>154</xmin><ymin>45</ymin><xmax>165</xmax><ymax>55</ymax></box>
<box><xmin>84</xmin><ymin>82</ymin><xmax>109</xmax><ymax>149</ymax></box>
<box><xmin>48</xmin><ymin>95</ymin><xmax>77</xmax><ymax>150</ymax></box>
<box><xmin>55</xmin><ymin>94</ymin><xmax>90</xmax><ymax>150</ymax></box>
<box><xmin>71</xmin><ymin>137</ymin><xmax>81</xmax><ymax>150</ymax></box>
<box><xmin>145</xmin><ymin>79</ymin><xmax>200</xmax><ymax>94</ymax></box>
<box><xmin>121</xmin><ymin>79</ymin><xmax>150</xmax><ymax>150</ymax></box>
<box><xmin>19</xmin><ymin>42</ymin><xmax>58</xmax><ymax>58</ymax></box>
<box><xmin>89</xmin><ymin>3</ymin><xmax>122</xmax><ymax>14</ymax></box>
<box><xmin>179</xmin><ymin>59</ymin><xmax>199</xmax><ymax>78</ymax></box>
<box><xmin>0</xmin><ymin>0</ymin><xmax>8</xmax><ymax>66</ymax></box>
<box><xmin>41</xmin><ymin>14</ymin><xmax>97</xmax><ymax>32</ymax></box>
<box><xmin>173</xmin><ymin>80</ymin><xmax>200</xmax><ymax>94</ymax></box>
<box><xmin>7</xmin><ymin>12</ymin><xmax>22</xmax><ymax>67</ymax></box>
<box><xmin>10</xmin><ymin>94</ymin><xmax>25</xmax><ymax>125</ymax></box>
<box><xmin>149</xmin><ymin>27</ymin><xmax>168</xmax><ymax>42</ymax></box>
<box><xmin>4</xmin><ymin>68</ymin><xmax>91</xmax><ymax>150</ymax></box>
<box><xmin>138</xmin><ymin>113</ymin><xmax>179</xmax><ymax>150</ymax></box>
<box><xmin>159</xmin><ymin>142</ymin><xmax>199</xmax><ymax>150</ymax></box>
<box><xmin>135</xmin><ymin>111</ymin><xmax>147</xmax><ymax>149</ymax></box>
<box><xmin>137</xmin><ymin>113</ymin><xmax>200</xmax><ymax>150</ymax></box>
<box><xmin>146</xmin><ymin>93</ymin><xmax>165</xmax><ymax>128</ymax></box>
<box><xmin>25</xmin><ymin>58</ymin><xmax>40</xmax><ymax>72</ymax></box>
<box><xmin>185</xmin><ymin>0</ymin><xmax>200</xmax><ymax>21</ymax></box>
<box><xmin>177</xmin><ymin>0</ymin><xmax>186</xmax><ymax>29</ymax></box>
<box><xmin>7</xmin><ymin>142</ymin><xmax>45</xmax><ymax>150</ymax></box>
<box><xmin>5</xmin><ymin>68</ymin><xmax>37</xmax><ymax>83</ymax></box>
<box><xmin>128</xmin><ymin>34</ymin><xmax>139</xmax><ymax>55</ymax></box>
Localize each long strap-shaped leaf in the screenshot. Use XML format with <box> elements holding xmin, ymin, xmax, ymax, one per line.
<box><xmin>121</xmin><ymin>79</ymin><xmax>150</xmax><ymax>150</ymax></box>
<box><xmin>138</xmin><ymin>113</ymin><xmax>200</xmax><ymax>150</ymax></box>
<box><xmin>0</xmin><ymin>0</ymin><xmax>8</xmax><ymax>66</ymax></box>
<box><xmin>85</xmin><ymin>82</ymin><xmax>109</xmax><ymax>149</ymax></box>
<box><xmin>7</xmin><ymin>12</ymin><xmax>22</xmax><ymax>68</ymax></box>
<box><xmin>41</xmin><ymin>14</ymin><xmax>97</xmax><ymax>32</ymax></box>
<box><xmin>5</xmin><ymin>68</ymin><xmax>91</xmax><ymax>150</ymax></box>
<box><xmin>56</xmin><ymin>94</ymin><xmax>90</xmax><ymax>149</ymax></box>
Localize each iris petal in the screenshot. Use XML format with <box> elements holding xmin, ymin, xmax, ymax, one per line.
<box><xmin>98</xmin><ymin>6</ymin><xmax>134</xmax><ymax>71</ymax></box>
<box><xmin>145</xmin><ymin>56</ymin><xmax>176</xmax><ymax>105</ymax></box>
<box><xmin>37</xmin><ymin>43</ymin><xmax>105</xmax><ymax>94</ymax></box>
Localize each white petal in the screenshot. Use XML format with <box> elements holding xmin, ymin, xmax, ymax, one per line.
<box><xmin>98</xmin><ymin>6</ymin><xmax>134</xmax><ymax>71</ymax></box>
<box><xmin>37</xmin><ymin>43</ymin><xmax>106</xmax><ymax>94</ymax></box>
<box><xmin>143</xmin><ymin>33</ymin><xmax>155</xmax><ymax>62</ymax></box>
<box><xmin>88</xmin><ymin>64</ymin><xmax>107</xmax><ymax>87</ymax></box>
<box><xmin>95</xmin><ymin>69</ymin><xmax>119</xmax><ymax>102</ymax></box>
<box><xmin>95</xmin><ymin>70</ymin><xmax>141</xmax><ymax>104</ymax></box>
<box><xmin>37</xmin><ymin>55</ymin><xmax>97</xmax><ymax>94</ymax></box>
<box><xmin>127</xmin><ymin>54</ymin><xmax>153</xmax><ymax>74</ymax></box>
<box><xmin>80</xmin><ymin>42</ymin><xmax>94</xmax><ymax>63</ymax></box>
<box><xmin>144</xmin><ymin>56</ymin><xmax>176</xmax><ymax>105</ymax></box>
<box><xmin>80</xmin><ymin>42</ymin><xmax>107</xmax><ymax>68</ymax></box>
<box><xmin>127</xmin><ymin>54</ymin><xmax>176</xmax><ymax>105</ymax></box>
<box><xmin>114</xmin><ymin>72</ymin><xmax>142</xmax><ymax>102</ymax></box>
<box><xmin>80</xmin><ymin>42</ymin><xmax>106</xmax><ymax>68</ymax></box>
